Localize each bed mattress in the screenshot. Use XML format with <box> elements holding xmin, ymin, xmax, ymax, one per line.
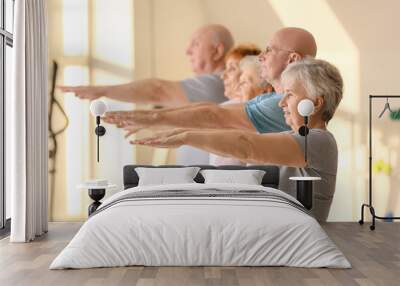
<box><xmin>50</xmin><ymin>183</ymin><xmax>350</xmax><ymax>269</ymax></box>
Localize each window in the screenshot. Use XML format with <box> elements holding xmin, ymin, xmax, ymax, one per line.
<box><xmin>0</xmin><ymin>0</ymin><xmax>14</xmax><ymax>236</ymax></box>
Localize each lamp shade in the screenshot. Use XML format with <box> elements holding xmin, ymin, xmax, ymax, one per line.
<box><xmin>90</xmin><ymin>100</ymin><xmax>108</xmax><ymax>117</ymax></box>
<box><xmin>297</xmin><ymin>99</ymin><xmax>314</xmax><ymax>117</ymax></box>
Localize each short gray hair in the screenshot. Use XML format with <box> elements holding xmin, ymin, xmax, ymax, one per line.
<box><xmin>239</xmin><ymin>55</ymin><xmax>270</xmax><ymax>88</ymax></box>
<box><xmin>281</xmin><ymin>57</ymin><xmax>343</xmax><ymax>122</ymax></box>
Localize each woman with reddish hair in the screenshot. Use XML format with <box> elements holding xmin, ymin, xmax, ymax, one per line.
<box><xmin>221</xmin><ymin>44</ymin><xmax>262</xmax><ymax>100</ymax></box>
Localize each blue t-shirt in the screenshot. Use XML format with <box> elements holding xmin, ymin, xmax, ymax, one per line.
<box><xmin>245</xmin><ymin>92</ymin><xmax>290</xmax><ymax>133</ymax></box>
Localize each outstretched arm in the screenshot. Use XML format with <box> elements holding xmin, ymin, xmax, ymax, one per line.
<box><xmin>131</xmin><ymin>128</ymin><xmax>305</xmax><ymax>167</ymax></box>
<box><xmin>104</xmin><ymin>103</ymin><xmax>256</xmax><ymax>132</ymax></box>
<box><xmin>59</xmin><ymin>78</ymin><xmax>189</xmax><ymax>107</ymax></box>
<box><xmin>156</xmin><ymin>102</ymin><xmax>217</xmax><ymax>113</ymax></box>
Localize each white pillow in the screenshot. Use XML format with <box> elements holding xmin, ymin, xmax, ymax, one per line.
<box><xmin>135</xmin><ymin>167</ymin><xmax>201</xmax><ymax>186</ymax></box>
<box><xmin>200</xmin><ymin>169</ymin><xmax>266</xmax><ymax>185</ymax></box>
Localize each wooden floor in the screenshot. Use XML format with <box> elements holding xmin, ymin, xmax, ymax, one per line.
<box><xmin>0</xmin><ymin>222</ymin><xmax>399</xmax><ymax>286</ymax></box>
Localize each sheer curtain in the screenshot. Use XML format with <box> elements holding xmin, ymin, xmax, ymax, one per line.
<box><xmin>8</xmin><ymin>0</ymin><xmax>48</xmax><ymax>242</ymax></box>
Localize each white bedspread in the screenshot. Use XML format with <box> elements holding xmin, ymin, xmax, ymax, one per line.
<box><xmin>50</xmin><ymin>183</ymin><xmax>350</xmax><ymax>269</ymax></box>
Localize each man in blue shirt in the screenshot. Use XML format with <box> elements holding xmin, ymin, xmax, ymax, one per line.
<box><xmin>245</xmin><ymin>92</ymin><xmax>288</xmax><ymax>133</ymax></box>
<box><xmin>104</xmin><ymin>27</ymin><xmax>317</xmax><ymax>135</ymax></box>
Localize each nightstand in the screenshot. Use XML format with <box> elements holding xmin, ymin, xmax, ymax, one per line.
<box><xmin>77</xmin><ymin>182</ymin><xmax>116</xmax><ymax>216</ymax></box>
<box><xmin>289</xmin><ymin>176</ymin><xmax>321</xmax><ymax>210</ymax></box>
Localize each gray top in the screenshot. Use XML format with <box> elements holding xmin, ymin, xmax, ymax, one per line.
<box><xmin>278</xmin><ymin>129</ymin><xmax>338</xmax><ymax>222</ymax></box>
<box><xmin>180</xmin><ymin>73</ymin><xmax>227</xmax><ymax>103</ymax></box>
<box><xmin>178</xmin><ymin>73</ymin><xmax>226</xmax><ymax>164</ymax></box>
<box><xmin>176</xmin><ymin>145</ymin><xmax>210</xmax><ymax>165</ymax></box>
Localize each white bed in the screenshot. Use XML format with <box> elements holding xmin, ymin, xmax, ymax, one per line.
<box><xmin>50</xmin><ymin>183</ymin><xmax>350</xmax><ymax>269</ymax></box>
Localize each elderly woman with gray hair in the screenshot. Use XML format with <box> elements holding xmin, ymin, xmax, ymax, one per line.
<box><xmin>237</xmin><ymin>55</ymin><xmax>273</xmax><ymax>101</ymax></box>
<box><xmin>131</xmin><ymin>58</ymin><xmax>343</xmax><ymax>222</ymax></box>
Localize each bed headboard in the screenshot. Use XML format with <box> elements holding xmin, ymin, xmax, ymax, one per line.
<box><xmin>123</xmin><ymin>165</ymin><xmax>280</xmax><ymax>189</ymax></box>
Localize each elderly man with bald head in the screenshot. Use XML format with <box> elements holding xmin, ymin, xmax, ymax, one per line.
<box><xmin>105</xmin><ymin>27</ymin><xmax>317</xmax><ymax>134</ymax></box>
<box><xmin>59</xmin><ymin>24</ymin><xmax>234</xmax><ymax>106</ymax></box>
<box><xmin>186</xmin><ymin>25</ymin><xmax>235</xmax><ymax>75</ymax></box>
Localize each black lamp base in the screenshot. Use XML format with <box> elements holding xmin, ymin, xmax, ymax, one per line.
<box><xmin>88</xmin><ymin>188</ymin><xmax>105</xmax><ymax>216</ymax></box>
<box><xmin>296</xmin><ymin>180</ymin><xmax>313</xmax><ymax>210</ymax></box>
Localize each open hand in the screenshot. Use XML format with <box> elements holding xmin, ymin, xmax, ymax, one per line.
<box><xmin>58</xmin><ymin>85</ymin><xmax>107</xmax><ymax>100</ymax></box>
<box><xmin>130</xmin><ymin>128</ymin><xmax>190</xmax><ymax>148</ymax></box>
<box><xmin>124</xmin><ymin>125</ymin><xmax>145</xmax><ymax>138</ymax></box>
<box><xmin>103</xmin><ymin>110</ymin><xmax>157</xmax><ymax>129</ymax></box>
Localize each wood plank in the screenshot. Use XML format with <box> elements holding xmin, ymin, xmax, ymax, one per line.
<box><xmin>0</xmin><ymin>222</ymin><xmax>399</xmax><ymax>286</ymax></box>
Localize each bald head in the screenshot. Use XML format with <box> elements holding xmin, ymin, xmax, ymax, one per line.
<box><xmin>272</xmin><ymin>27</ymin><xmax>317</xmax><ymax>57</ymax></box>
<box><xmin>186</xmin><ymin>24</ymin><xmax>234</xmax><ymax>74</ymax></box>
<box><xmin>198</xmin><ymin>24</ymin><xmax>235</xmax><ymax>54</ymax></box>
<box><xmin>258</xmin><ymin>27</ymin><xmax>317</xmax><ymax>92</ymax></box>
